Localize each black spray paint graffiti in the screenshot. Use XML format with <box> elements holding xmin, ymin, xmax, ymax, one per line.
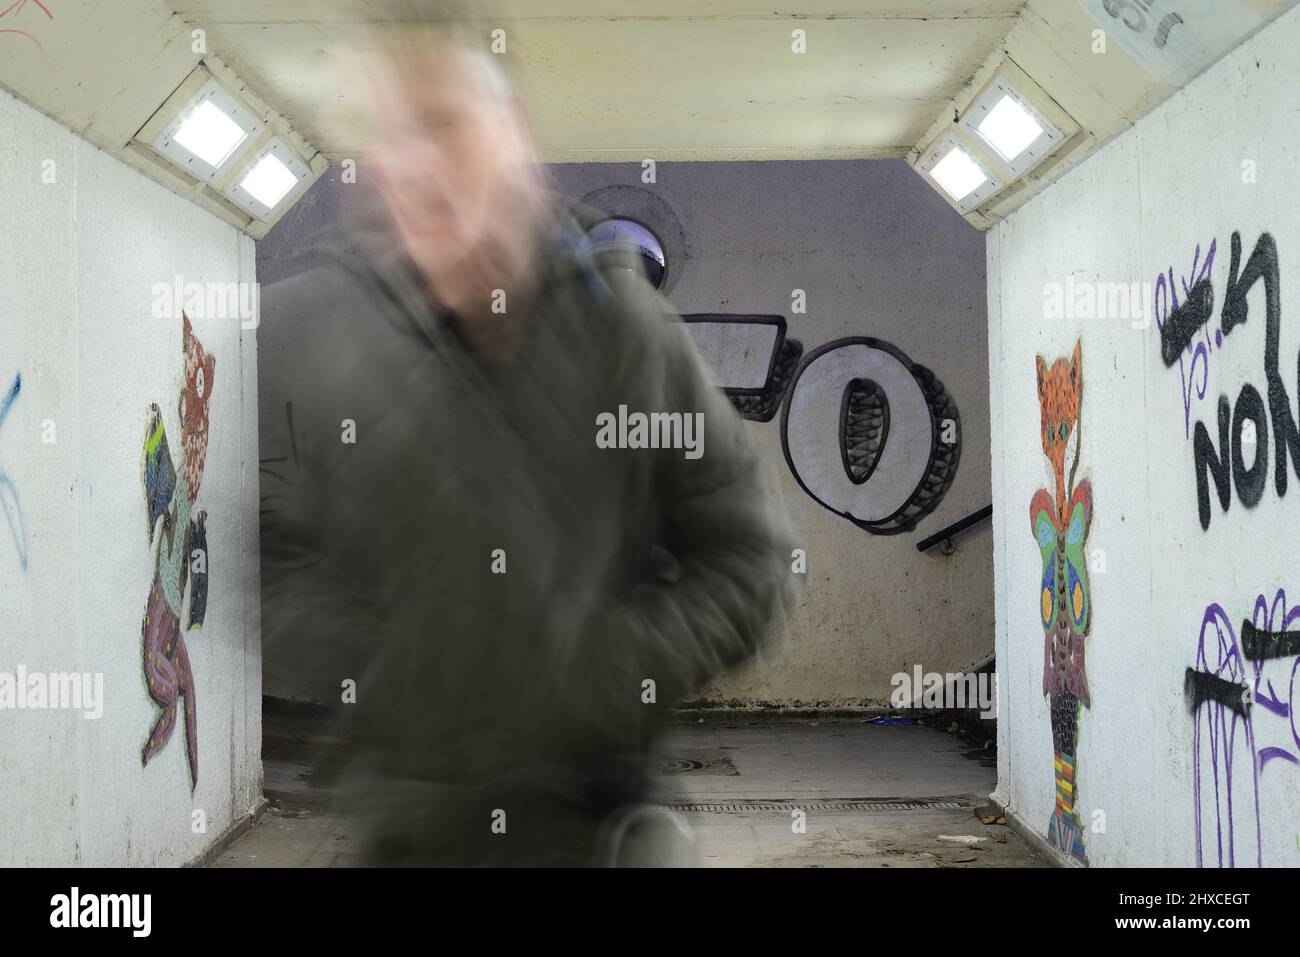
<box><xmin>1184</xmin><ymin>666</ymin><xmax>1250</xmax><ymax>720</ymax></box>
<box><xmin>1154</xmin><ymin>238</ymin><xmax>1217</xmax><ymax>438</ymax></box>
<box><xmin>1081</xmin><ymin>0</ymin><xmax>1261</xmax><ymax>88</ymax></box>
<box><xmin>683</xmin><ymin>316</ymin><xmax>803</xmax><ymax>424</ymax></box>
<box><xmin>1185</xmin><ymin>589</ymin><xmax>1300</xmax><ymax>867</ymax></box>
<box><xmin>782</xmin><ymin>339</ymin><xmax>960</xmax><ymax>534</ymax></box>
<box><xmin>1159</xmin><ymin>232</ymin><xmax>1299</xmax><ymax>530</ymax></box>
<box><xmin>683</xmin><ymin>317</ymin><xmax>961</xmax><ymax>536</ymax></box>
<box><xmin>1096</xmin><ymin>0</ymin><xmax>1183</xmax><ymax>46</ymax></box>
<box><xmin>1240</xmin><ymin>619</ymin><xmax>1300</xmax><ymax>662</ymax></box>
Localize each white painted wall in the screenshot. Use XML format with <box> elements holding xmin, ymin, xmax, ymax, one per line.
<box><xmin>0</xmin><ymin>87</ymin><xmax>262</xmax><ymax>866</ymax></box>
<box><xmin>988</xmin><ymin>3</ymin><xmax>1300</xmax><ymax>866</ymax></box>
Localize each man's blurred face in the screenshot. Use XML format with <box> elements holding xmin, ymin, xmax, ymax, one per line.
<box><xmin>371</xmin><ymin>47</ymin><xmax>533</xmax><ymax>284</ymax></box>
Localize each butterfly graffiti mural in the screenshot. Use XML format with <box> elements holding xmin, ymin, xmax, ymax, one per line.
<box><xmin>1030</xmin><ymin>340</ymin><xmax>1094</xmax><ymax>862</ymax></box>
<box><xmin>140</xmin><ymin>315</ymin><xmax>215</xmax><ymax>791</ymax></box>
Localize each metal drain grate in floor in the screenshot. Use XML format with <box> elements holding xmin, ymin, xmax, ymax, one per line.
<box><xmin>660</xmin><ymin>800</ymin><xmax>969</xmax><ymax>813</ymax></box>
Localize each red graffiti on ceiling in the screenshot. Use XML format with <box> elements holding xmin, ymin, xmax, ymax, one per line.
<box><xmin>0</xmin><ymin>0</ymin><xmax>54</xmax><ymax>52</ymax></box>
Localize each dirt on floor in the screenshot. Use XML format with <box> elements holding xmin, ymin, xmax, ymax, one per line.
<box><xmin>209</xmin><ymin>703</ymin><xmax>1044</xmax><ymax>868</ymax></box>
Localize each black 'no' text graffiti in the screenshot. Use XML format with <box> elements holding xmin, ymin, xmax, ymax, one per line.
<box><xmin>1160</xmin><ymin>231</ymin><xmax>1300</xmax><ymax>531</ymax></box>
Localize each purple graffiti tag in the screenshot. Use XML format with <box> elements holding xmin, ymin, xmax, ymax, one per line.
<box><xmin>1257</xmin><ymin>746</ymin><xmax>1299</xmax><ymax>767</ymax></box>
<box><xmin>1154</xmin><ymin>240</ymin><xmax>1217</xmax><ymax>439</ymax></box>
<box><xmin>1292</xmin><ymin>656</ymin><xmax>1300</xmax><ymax>762</ymax></box>
<box><xmin>1191</xmin><ymin>604</ymin><xmax>1261</xmax><ymax>868</ymax></box>
<box><xmin>1247</xmin><ymin>591</ymin><xmax>1299</xmax><ymax>740</ymax></box>
<box><xmin>1191</xmin><ymin>588</ymin><xmax>1300</xmax><ymax>867</ymax></box>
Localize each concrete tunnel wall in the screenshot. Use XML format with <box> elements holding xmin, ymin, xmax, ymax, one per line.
<box><xmin>0</xmin><ymin>88</ymin><xmax>263</xmax><ymax>866</ymax></box>
<box><xmin>257</xmin><ymin>159</ymin><xmax>993</xmax><ymax>709</ymax></box>
<box><xmin>988</xmin><ymin>2</ymin><xmax>1300</xmax><ymax>867</ymax></box>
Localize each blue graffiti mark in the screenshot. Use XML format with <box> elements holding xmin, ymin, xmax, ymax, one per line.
<box><xmin>0</xmin><ymin>372</ymin><xmax>26</xmax><ymax>570</ymax></box>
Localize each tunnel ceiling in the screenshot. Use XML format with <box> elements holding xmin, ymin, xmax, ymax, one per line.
<box><xmin>164</xmin><ymin>0</ymin><xmax>1028</xmax><ymax>163</ymax></box>
<box><xmin>0</xmin><ymin>1</ymin><xmax>1295</xmax><ymax>231</ymax></box>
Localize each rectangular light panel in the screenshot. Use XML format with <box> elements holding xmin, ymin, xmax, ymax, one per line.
<box><xmin>239</xmin><ymin>154</ymin><xmax>298</xmax><ymax>210</ymax></box>
<box><xmin>172</xmin><ymin>99</ymin><xmax>250</xmax><ymax>169</ymax></box>
<box><xmin>930</xmin><ymin>145</ymin><xmax>988</xmax><ymax>201</ymax></box>
<box><xmin>976</xmin><ymin>94</ymin><xmax>1044</xmax><ymax>164</ymax></box>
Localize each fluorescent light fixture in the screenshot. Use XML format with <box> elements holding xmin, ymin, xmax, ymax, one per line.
<box><xmin>239</xmin><ymin>154</ymin><xmax>297</xmax><ymax>209</ymax></box>
<box><xmin>915</xmin><ymin>132</ymin><xmax>1002</xmax><ymax>213</ymax></box>
<box><xmin>976</xmin><ymin>94</ymin><xmax>1044</xmax><ymax>164</ymax></box>
<box><xmin>956</xmin><ymin>68</ymin><xmax>1070</xmax><ymax>181</ymax></box>
<box><xmin>929</xmin><ymin>145</ymin><xmax>987</xmax><ymax>202</ymax></box>
<box><xmin>222</xmin><ymin>137</ymin><xmax>310</xmax><ymax>221</ymax></box>
<box><xmin>146</xmin><ymin>72</ymin><xmax>264</xmax><ymax>184</ymax></box>
<box><xmin>173</xmin><ymin>99</ymin><xmax>250</xmax><ymax>168</ymax></box>
<box><xmin>135</xmin><ymin>60</ymin><xmax>326</xmax><ymax>235</ymax></box>
<box><xmin>914</xmin><ymin>62</ymin><xmax>1077</xmax><ymax>218</ymax></box>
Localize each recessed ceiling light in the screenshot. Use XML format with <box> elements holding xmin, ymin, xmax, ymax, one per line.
<box><xmin>173</xmin><ymin>99</ymin><xmax>249</xmax><ymax>169</ymax></box>
<box><xmin>238</xmin><ymin>154</ymin><xmax>298</xmax><ymax>210</ymax></box>
<box><xmin>929</xmin><ymin>145</ymin><xmax>988</xmax><ymax>202</ymax></box>
<box><xmin>145</xmin><ymin>73</ymin><xmax>264</xmax><ymax>185</ymax></box>
<box><xmin>976</xmin><ymin>94</ymin><xmax>1044</xmax><ymax>164</ymax></box>
<box><xmin>136</xmin><ymin>62</ymin><xmax>325</xmax><ymax>233</ymax></box>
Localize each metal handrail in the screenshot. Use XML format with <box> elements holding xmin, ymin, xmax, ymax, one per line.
<box><xmin>916</xmin><ymin>504</ymin><xmax>992</xmax><ymax>552</ymax></box>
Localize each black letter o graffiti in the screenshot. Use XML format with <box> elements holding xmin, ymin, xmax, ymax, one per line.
<box><xmin>1232</xmin><ymin>382</ymin><xmax>1268</xmax><ymax>508</ymax></box>
<box><xmin>780</xmin><ymin>338</ymin><xmax>960</xmax><ymax>535</ymax></box>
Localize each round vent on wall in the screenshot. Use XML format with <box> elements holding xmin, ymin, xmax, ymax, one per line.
<box><xmin>584</xmin><ymin>217</ymin><xmax>668</xmax><ymax>291</ymax></box>
<box><xmin>577</xmin><ymin>184</ymin><xmax>689</xmax><ymax>296</ymax></box>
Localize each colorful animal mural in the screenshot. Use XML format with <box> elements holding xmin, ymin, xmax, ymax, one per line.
<box><xmin>1030</xmin><ymin>340</ymin><xmax>1093</xmax><ymax>862</ymax></box>
<box><xmin>140</xmin><ymin>315</ymin><xmax>214</xmax><ymax>790</ymax></box>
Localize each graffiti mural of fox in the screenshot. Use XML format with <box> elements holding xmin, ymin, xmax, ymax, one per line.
<box><xmin>140</xmin><ymin>315</ymin><xmax>214</xmax><ymax>790</ymax></box>
<box><xmin>1030</xmin><ymin>340</ymin><xmax>1093</xmax><ymax>862</ymax></box>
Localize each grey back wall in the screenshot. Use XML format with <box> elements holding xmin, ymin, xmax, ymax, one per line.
<box><xmin>257</xmin><ymin>160</ymin><xmax>991</xmax><ymax>707</ymax></box>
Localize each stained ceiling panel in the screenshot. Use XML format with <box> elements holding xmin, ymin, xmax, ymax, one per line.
<box><xmin>165</xmin><ymin>2</ymin><xmax>1022</xmax><ymax>162</ymax></box>
<box><xmin>4</xmin><ymin>0</ymin><xmax>1296</xmax><ymax>234</ymax></box>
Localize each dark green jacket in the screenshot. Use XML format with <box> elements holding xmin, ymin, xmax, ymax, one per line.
<box><xmin>260</xmin><ymin>194</ymin><xmax>794</xmax><ymax>865</ymax></box>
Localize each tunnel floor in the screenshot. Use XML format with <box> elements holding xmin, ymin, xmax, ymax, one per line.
<box><xmin>209</xmin><ymin>708</ymin><xmax>1044</xmax><ymax>868</ymax></box>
